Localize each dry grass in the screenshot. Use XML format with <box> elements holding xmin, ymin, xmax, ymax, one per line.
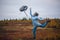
<box><xmin>0</xmin><ymin>19</ymin><xmax>60</xmax><ymax>40</ymax></box>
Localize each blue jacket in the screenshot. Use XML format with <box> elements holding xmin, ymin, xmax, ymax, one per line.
<box><xmin>30</xmin><ymin>8</ymin><xmax>44</xmax><ymax>26</ymax></box>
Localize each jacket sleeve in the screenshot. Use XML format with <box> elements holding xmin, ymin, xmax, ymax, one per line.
<box><xmin>38</xmin><ymin>17</ymin><xmax>44</xmax><ymax>20</ymax></box>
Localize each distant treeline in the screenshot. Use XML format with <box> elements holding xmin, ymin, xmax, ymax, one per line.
<box><xmin>0</xmin><ymin>18</ymin><xmax>32</xmax><ymax>21</ymax></box>
<box><xmin>0</xmin><ymin>17</ymin><xmax>60</xmax><ymax>21</ymax></box>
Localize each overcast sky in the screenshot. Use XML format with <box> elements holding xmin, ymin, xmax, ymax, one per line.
<box><xmin>0</xmin><ymin>0</ymin><xmax>60</xmax><ymax>20</ymax></box>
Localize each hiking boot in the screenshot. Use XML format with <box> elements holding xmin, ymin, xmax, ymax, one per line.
<box><xmin>33</xmin><ymin>37</ymin><xmax>36</xmax><ymax>40</ymax></box>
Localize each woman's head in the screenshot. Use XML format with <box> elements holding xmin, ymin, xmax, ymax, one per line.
<box><xmin>34</xmin><ymin>12</ymin><xmax>39</xmax><ymax>16</ymax></box>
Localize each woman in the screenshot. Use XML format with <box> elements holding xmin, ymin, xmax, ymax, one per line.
<box><xmin>29</xmin><ymin>8</ymin><xmax>50</xmax><ymax>39</ymax></box>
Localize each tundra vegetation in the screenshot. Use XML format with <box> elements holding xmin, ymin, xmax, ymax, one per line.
<box><xmin>0</xmin><ymin>18</ymin><xmax>60</xmax><ymax>40</ymax></box>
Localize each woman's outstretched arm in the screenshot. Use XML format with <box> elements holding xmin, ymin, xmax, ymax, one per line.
<box><xmin>30</xmin><ymin>8</ymin><xmax>33</xmax><ymax>17</ymax></box>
